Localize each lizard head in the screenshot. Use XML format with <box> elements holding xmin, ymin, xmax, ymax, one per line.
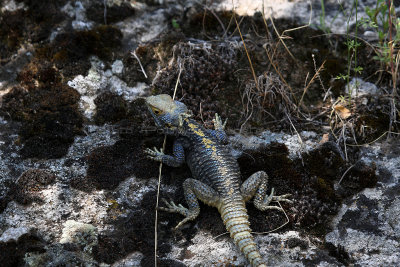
<box><xmin>145</xmin><ymin>94</ymin><xmax>191</xmax><ymax>128</ymax></box>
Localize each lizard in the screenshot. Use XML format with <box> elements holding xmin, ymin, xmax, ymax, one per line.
<box><xmin>144</xmin><ymin>94</ymin><xmax>292</xmax><ymax>267</ymax></box>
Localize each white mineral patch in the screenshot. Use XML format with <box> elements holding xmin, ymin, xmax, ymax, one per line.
<box><xmin>61</xmin><ymin>1</ymin><xmax>94</xmax><ymax>30</ymax></box>
<box><xmin>112</xmin><ymin>60</ymin><xmax>124</xmax><ymax>75</ymax></box>
<box><xmin>1</xmin><ymin>0</ymin><xmax>26</xmax><ymax>12</ymax></box>
<box><xmin>111</xmin><ymin>251</ymin><xmax>143</xmax><ymax>267</ymax></box>
<box><xmin>68</xmin><ymin>57</ymin><xmax>146</xmax><ymax>119</ymax></box>
<box><xmin>109</xmin><ymin>78</ymin><xmax>147</xmax><ymax>101</ymax></box>
<box><xmin>230</xmin><ymin>130</ymin><xmax>319</xmax><ymax>159</ymax></box>
<box><xmin>68</xmin><ymin>58</ymin><xmax>107</xmax><ymax>119</ymax></box>
<box><xmin>117</xmin><ymin>8</ymin><xmax>167</xmax><ymax>46</ymax></box>
<box><xmin>60</xmin><ymin>220</ymin><xmax>97</xmax><ymax>244</ymax></box>
<box><xmin>1</xmin><ymin>182</ymin><xmax>109</xmax><ymax>243</ymax></box>
<box><xmin>169</xmin><ymin>230</ymin><xmax>244</xmax><ymax>266</ymax></box>
<box><xmin>214</xmin><ymin>0</ymin><xmax>386</xmax><ymax>35</ymax></box>
<box><xmin>0</xmin><ymin>226</ymin><xmax>30</xmax><ymax>242</ymax></box>
<box><xmin>345</xmin><ymin>78</ymin><xmax>378</xmax><ymax>97</ymax></box>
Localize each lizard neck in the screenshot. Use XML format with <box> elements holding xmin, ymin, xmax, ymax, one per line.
<box><xmin>181</xmin><ymin>118</ymin><xmax>207</xmax><ymax>137</ymax></box>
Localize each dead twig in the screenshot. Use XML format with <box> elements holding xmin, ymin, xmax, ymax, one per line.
<box><xmin>154</xmin><ymin>64</ymin><xmax>182</xmax><ymax>266</ymax></box>
<box><xmin>131</xmin><ymin>51</ymin><xmax>148</xmax><ymax>79</ymax></box>
<box><xmin>262</xmin><ymin>44</ymin><xmax>296</xmax><ymax>102</ymax></box>
<box><xmin>298</xmin><ymin>60</ymin><xmax>326</xmax><ymax>110</ymax></box>
<box><xmin>253</xmin><ymin>201</ymin><xmax>290</xmax><ymax>235</ymax></box>
<box><xmin>338</xmin><ymin>162</ymin><xmax>357</xmax><ymax>184</ymax></box>
<box><xmin>233</xmin><ymin>13</ymin><xmax>260</xmax><ymax>92</ymax></box>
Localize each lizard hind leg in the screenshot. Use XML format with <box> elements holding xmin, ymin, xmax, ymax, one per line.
<box><xmin>240</xmin><ymin>171</ymin><xmax>292</xmax><ymax>212</ymax></box>
<box><xmin>159</xmin><ymin>178</ymin><xmax>220</xmax><ymax>229</ymax></box>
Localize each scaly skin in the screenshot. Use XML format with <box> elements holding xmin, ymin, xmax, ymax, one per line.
<box><xmin>144</xmin><ymin>94</ymin><xmax>292</xmax><ymax>266</ymax></box>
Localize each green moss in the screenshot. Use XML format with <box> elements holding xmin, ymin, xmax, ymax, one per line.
<box><xmin>0</xmin><ymin>10</ymin><xmax>26</xmax><ymax>59</ymax></box>
<box><xmin>52</xmin><ymin>50</ymin><xmax>68</xmax><ymax>62</ymax></box>
<box><xmin>314</xmin><ymin>177</ymin><xmax>335</xmax><ymax>200</ymax></box>
<box><xmin>35</xmin><ymin>25</ymin><xmax>123</xmax><ymax>78</ymax></box>
<box><xmin>0</xmin><ymin>61</ymin><xmax>83</xmax><ymax>159</ymax></box>
<box><xmin>0</xmin><ymin>1</ymin><xmax>66</xmax><ymax>62</ymax></box>
<box><xmin>94</xmin><ymin>92</ymin><xmax>128</xmax><ymax>125</ymax></box>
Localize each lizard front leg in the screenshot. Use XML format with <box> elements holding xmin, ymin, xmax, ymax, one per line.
<box><xmin>240</xmin><ymin>171</ymin><xmax>292</xmax><ymax>211</ymax></box>
<box><xmin>160</xmin><ymin>178</ymin><xmax>220</xmax><ymax>229</ymax></box>
<box><xmin>145</xmin><ymin>139</ymin><xmax>185</xmax><ymax>167</ymax></box>
<box><xmin>208</xmin><ymin>113</ymin><xmax>228</xmax><ymax>144</ymax></box>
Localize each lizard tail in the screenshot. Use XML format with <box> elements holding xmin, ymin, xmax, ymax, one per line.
<box><xmin>219</xmin><ymin>200</ymin><xmax>267</xmax><ymax>267</ymax></box>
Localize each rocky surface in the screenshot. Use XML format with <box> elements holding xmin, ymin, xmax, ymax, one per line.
<box><xmin>0</xmin><ymin>0</ymin><xmax>399</xmax><ymax>266</ymax></box>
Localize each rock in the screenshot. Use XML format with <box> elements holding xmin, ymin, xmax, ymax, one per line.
<box><xmin>0</xmin><ymin>0</ymin><xmax>398</xmax><ymax>266</ymax></box>
<box><xmin>14</xmin><ymin>169</ymin><xmax>56</xmax><ymax>205</ymax></box>
<box><xmin>112</xmin><ymin>60</ymin><xmax>124</xmax><ymax>75</ymax></box>
<box><xmin>325</xmin><ymin>142</ymin><xmax>400</xmax><ymax>266</ymax></box>
<box><xmin>0</xmin><ymin>226</ymin><xmax>30</xmax><ymax>242</ymax></box>
<box><xmin>60</xmin><ymin>220</ymin><xmax>98</xmax><ymax>253</ymax></box>
<box><xmin>345</xmin><ymin>78</ymin><xmax>378</xmax><ymax>97</ymax></box>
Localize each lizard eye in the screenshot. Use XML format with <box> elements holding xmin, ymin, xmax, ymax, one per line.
<box><xmin>152</xmin><ymin>107</ymin><xmax>163</xmax><ymax>115</ymax></box>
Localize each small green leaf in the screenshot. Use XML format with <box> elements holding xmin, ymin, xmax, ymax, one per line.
<box><xmin>172</xmin><ymin>19</ymin><xmax>180</xmax><ymax>29</ymax></box>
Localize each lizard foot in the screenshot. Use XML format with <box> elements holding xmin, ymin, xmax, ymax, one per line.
<box><xmin>213</xmin><ymin>113</ymin><xmax>227</xmax><ymax>131</ymax></box>
<box><xmin>257</xmin><ymin>188</ymin><xmax>293</xmax><ymax>211</ymax></box>
<box><xmin>144</xmin><ymin>147</ymin><xmax>165</xmax><ymax>162</ymax></box>
<box><xmin>159</xmin><ymin>199</ymin><xmax>198</xmax><ymax>229</ymax></box>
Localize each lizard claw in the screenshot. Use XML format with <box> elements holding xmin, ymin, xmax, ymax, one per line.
<box><xmin>266</xmin><ymin>188</ymin><xmax>293</xmax><ymax>204</ymax></box>
<box><xmin>213</xmin><ymin>113</ymin><xmax>227</xmax><ymax>131</ymax></box>
<box><xmin>159</xmin><ymin>198</ymin><xmax>189</xmax><ymax>216</ymax></box>
<box><xmin>144</xmin><ymin>147</ymin><xmax>165</xmax><ymax>161</ymax></box>
<box><xmin>159</xmin><ymin>198</ymin><xmax>197</xmax><ymax>229</ymax></box>
<box><xmin>256</xmin><ymin>188</ymin><xmax>293</xmax><ymax>212</ymax></box>
<box><xmin>271</xmin><ymin>193</ymin><xmax>293</xmax><ymax>204</ymax></box>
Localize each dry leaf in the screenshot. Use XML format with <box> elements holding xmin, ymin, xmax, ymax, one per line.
<box><xmin>334</xmin><ymin>104</ymin><xmax>351</xmax><ymax>119</ymax></box>
<box><xmin>319</xmin><ymin>133</ymin><xmax>330</xmax><ymax>144</ymax></box>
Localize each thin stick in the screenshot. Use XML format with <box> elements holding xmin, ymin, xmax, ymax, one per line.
<box><xmin>263</xmin><ymin>44</ymin><xmax>296</xmax><ymax>101</ymax></box>
<box><xmin>264</xmin><ymin>1</ymin><xmax>312</xmax><ymax>62</ymax></box>
<box><xmin>131</xmin><ymin>51</ymin><xmax>148</xmax><ymax>79</ymax></box>
<box><xmin>103</xmin><ymin>0</ymin><xmax>107</xmax><ymax>25</ymax></box>
<box><xmin>338</xmin><ymin>162</ymin><xmax>357</xmax><ymax>184</ymax></box>
<box><xmin>298</xmin><ymin>60</ymin><xmax>326</xmax><ymax>109</ymax></box>
<box><xmin>233</xmin><ymin>12</ymin><xmax>260</xmax><ymax>92</ymax></box>
<box><xmin>154</xmin><ymin>64</ymin><xmax>182</xmax><ymax>266</ymax></box>
<box><xmin>253</xmin><ymin>201</ymin><xmax>290</xmax><ymax>235</ymax></box>
<box><xmin>346</xmin><ymin>131</ymin><xmax>400</xmax><ymax>147</ymax></box>
<box><xmin>214</xmin><ymin>201</ymin><xmax>290</xmax><ymax>239</ymax></box>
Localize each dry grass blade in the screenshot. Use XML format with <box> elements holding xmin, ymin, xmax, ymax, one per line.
<box><xmin>154</xmin><ymin>64</ymin><xmax>182</xmax><ymax>266</ymax></box>
<box><xmin>298</xmin><ymin>60</ymin><xmax>326</xmax><ymax>110</ymax></box>
<box><xmin>346</xmin><ymin>131</ymin><xmax>400</xmax><ymax>147</ymax></box>
<box><xmin>131</xmin><ymin>51</ymin><xmax>148</xmax><ymax>79</ymax></box>
<box><xmin>233</xmin><ymin>12</ymin><xmax>260</xmax><ymax>92</ymax></box>
<box><xmin>215</xmin><ymin>201</ymin><xmax>290</xmax><ymax>238</ymax></box>
<box><xmin>262</xmin><ymin>44</ymin><xmax>296</xmax><ymax>102</ymax></box>
<box><xmin>338</xmin><ymin>162</ymin><xmax>357</xmax><ymax>184</ymax></box>
<box><xmin>253</xmin><ymin>201</ymin><xmax>290</xmax><ymax>235</ymax></box>
<box><xmin>388</xmin><ymin>49</ymin><xmax>399</xmax><ymax>138</ymax></box>
<box><xmin>262</xmin><ymin>1</ymin><xmax>312</xmax><ymax>61</ymax></box>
